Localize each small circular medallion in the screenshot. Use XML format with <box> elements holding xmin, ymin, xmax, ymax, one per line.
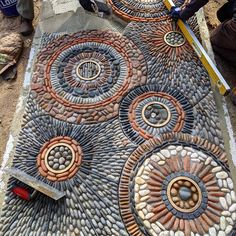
<box><xmin>164</xmin><ymin>31</ymin><xmax>186</xmax><ymax>47</ymax></box>
<box><xmin>76</xmin><ymin>60</ymin><xmax>101</xmax><ymax>81</ymax></box>
<box><xmin>167</xmin><ymin>176</ymin><xmax>202</xmax><ymax>213</ymax></box>
<box><xmin>142</xmin><ymin>102</ymin><xmax>171</xmax><ymax>127</ymax></box>
<box><xmin>45</xmin><ymin>143</ymin><xmax>75</xmax><ymax>174</ymax></box>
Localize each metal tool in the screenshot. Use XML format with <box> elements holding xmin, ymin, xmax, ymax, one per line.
<box><xmin>5</xmin><ymin>167</ymin><xmax>65</xmax><ymax>200</ymax></box>
<box><xmin>163</xmin><ymin>0</ymin><xmax>231</xmax><ymax>96</ymax></box>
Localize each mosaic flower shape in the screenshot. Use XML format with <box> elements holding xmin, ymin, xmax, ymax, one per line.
<box><xmin>107</xmin><ymin>0</ymin><xmax>190</xmax><ymax>22</ymax></box>
<box><xmin>32</xmin><ymin>30</ymin><xmax>147</xmax><ymax>124</ymax></box>
<box><xmin>119</xmin><ymin>84</ymin><xmax>194</xmax><ymax>144</ymax></box>
<box><xmin>119</xmin><ymin>133</ymin><xmax>235</xmax><ymax>236</ymax></box>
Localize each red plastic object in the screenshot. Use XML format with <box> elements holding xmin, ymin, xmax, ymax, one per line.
<box><xmin>11</xmin><ymin>187</ymin><xmax>31</xmax><ymax>201</ymax></box>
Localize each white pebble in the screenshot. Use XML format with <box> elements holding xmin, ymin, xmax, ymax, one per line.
<box><xmin>152</xmin><ymin>224</ymin><xmax>161</xmax><ymax>234</ymax></box>
<box><xmin>137</xmin><ymin>166</ymin><xmax>144</xmax><ymax>177</ymax></box>
<box><xmin>145</xmin><ymin>213</ymin><xmax>155</xmax><ymax>220</ymax></box>
<box><xmin>176</xmin><ymin>146</ymin><xmax>183</xmax><ymax>151</ymax></box>
<box><xmin>140</xmin><ymin>184</ymin><xmax>147</xmax><ymax>190</ymax></box>
<box><xmin>139</xmin><ymin>190</ymin><xmax>150</xmax><ymax>197</ymax></box>
<box><xmin>232</xmin><ymin>212</ymin><xmax>236</xmax><ymax>220</ymax></box>
<box><xmin>151</xmin><ymin>154</ymin><xmax>160</xmax><ymax>162</ymax></box>
<box><xmin>191</xmin><ymin>153</ymin><xmax>198</xmax><ymax>158</ymax></box>
<box><xmin>136</xmin><ymin>202</ymin><xmax>146</xmax><ymax>210</ymax></box>
<box><xmin>211</xmin><ymin>161</ymin><xmax>218</xmax><ymax>166</ymax></box>
<box><xmin>220</xmin><ymin>216</ymin><xmax>226</xmax><ymax>230</ymax></box>
<box><xmin>226</xmin><ymin>217</ymin><xmax>234</xmax><ymax>225</ymax></box>
<box><xmin>158</xmin><ymin>160</ymin><xmax>165</xmax><ymax>165</ymax></box>
<box><xmin>223</xmin><ymin>180</ymin><xmax>228</xmax><ymax>188</ymax></box>
<box><xmin>160</xmin><ymin>231</ymin><xmax>170</xmax><ymax>236</ymax></box>
<box><xmin>229</xmin><ymin>203</ymin><xmax>236</xmax><ymax>212</ymax></box>
<box><xmin>170</xmin><ymin>150</ymin><xmax>177</xmax><ymax>155</ymax></box>
<box><xmin>168</xmin><ymin>145</ymin><xmax>176</xmax><ymax>150</ymax></box>
<box><xmin>180</xmin><ymin>150</ymin><xmax>187</xmax><ymax>157</ymax></box>
<box><xmin>138</xmin><ymin>210</ymin><xmax>145</xmax><ymax>219</ymax></box>
<box><xmin>227</xmin><ymin>178</ymin><xmax>234</xmax><ymax>190</ymax></box>
<box><xmin>135</xmin><ymin>177</ymin><xmax>145</xmax><ymax>185</ymax></box>
<box><xmin>212</xmin><ymin>166</ymin><xmax>222</xmax><ymax>173</ymax></box>
<box><xmin>156</xmin><ymin>221</ymin><xmax>165</xmax><ymax>230</ymax></box>
<box><xmin>222</xmin><ymin>211</ymin><xmax>231</xmax><ymax>217</ymax></box>
<box><xmin>226</xmin><ymin>193</ymin><xmax>232</xmax><ymax>205</ymax></box>
<box><xmin>218</xmin><ymin>179</ymin><xmax>223</xmax><ymax>188</ymax></box>
<box><xmin>219</xmin><ymin>197</ymin><xmax>228</xmax><ymax>210</ymax></box>
<box><xmin>225</xmin><ymin>225</ymin><xmax>233</xmax><ymax>234</ymax></box>
<box><xmin>175</xmin><ymin>231</ymin><xmax>184</xmax><ymax>236</ymax></box>
<box><xmin>205</xmin><ymin>157</ymin><xmax>212</xmax><ymax>165</ymax></box>
<box><xmin>218</xmin><ymin>231</ymin><xmax>226</xmax><ymax>236</ymax></box>
<box><xmin>143</xmin><ymin>220</ymin><xmax>151</xmax><ymax>228</ymax></box>
<box><xmin>231</xmin><ymin>191</ymin><xmax>236</xmax><ymax>202</ymax></box>
<box><xmin>209</xmin><ymin>227</ymin><xmax>216</xmax><ymax>236</ymax></box>
<box><xmin>160</xmin><ymin>149</ymin><xmax>170</xmax><ymax>158</ymax></box>
<box><xmin>216</xmin><ymin>171</ymin><xmax>228</xmax><ymax>179</ymax></box>
<box><xmin>149</xmin><ymin>229</ymin><xmax>158</xmax><ymax>236</ymax></box>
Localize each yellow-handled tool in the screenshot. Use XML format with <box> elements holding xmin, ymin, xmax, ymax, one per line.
<box><xmin>163</xmin><ymin>0</ymin><xmax>230</xmax><ymax>96</ymax></box>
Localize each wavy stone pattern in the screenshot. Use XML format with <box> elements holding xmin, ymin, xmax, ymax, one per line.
<box><xmin>0</xmin><ymin>6</ymin><xmax>236</xmax><ymax>236</ymax></box>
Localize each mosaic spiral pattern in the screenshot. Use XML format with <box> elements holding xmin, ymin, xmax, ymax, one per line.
<box><xmin>107</xmin><ymin>0</ymin><xmax>190</xmax><ymax>22</ymax></box>
<box><xmin>37</xmin><ymin>136</ymin><xmax>83</xmax><ymax>181</ymax></box>
<box><xmin>119</xmin><ymin>133</ymin><xmax>235</xmax><ymax>236</ymax></box>
<box><xmin>32</xmin><ymin>30</ymin><xmax>147</xmax><ymax>124</ymax></box>
<box><xmin>119</xmin><ymin>84</ymin><xmax>194</xmax><ymax>144</ymax></box>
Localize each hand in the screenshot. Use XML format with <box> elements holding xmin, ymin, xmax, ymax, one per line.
<box><xmin>170</xmin><ymin>6</ymin><xmax>182</xmax><ymax>21</ymax></box>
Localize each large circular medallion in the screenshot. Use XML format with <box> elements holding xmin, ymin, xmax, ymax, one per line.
<box><xmin>32</xmin><ymin>30</ymin><xmax>147</xmax><ymax>124</ymax></box>
<box><xmin>119</xmin><ymin>85</ymin><xmax>194</xmax><ymax>144</ymax></box>
<box><xmin>119</xmin><ymin>133</ymin><xmax>235</xmax><ymax>235</ymax></box>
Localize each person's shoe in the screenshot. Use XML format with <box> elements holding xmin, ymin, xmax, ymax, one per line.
<box><xmin>20</xmin><ymin>17</ymin><xmax>34</xmax><ymax>36</ymax></box>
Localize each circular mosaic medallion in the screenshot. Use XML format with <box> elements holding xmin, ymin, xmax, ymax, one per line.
<box><xmin>119</xmin><ymin>133</ymin><xmax>235</xmax><ymax>236</ymax></box>
<box><xmin>119</xmin><ymin>85</ymin><xmax>194</xmax><ymax>144</ymax></box>
<box><xmin>107</xmin><ymin>0</ymin><xmax>190</xmax><ymax>22</ymax></box>
<box><xmin>32</xmin><ymin>30</ymin><xmax>147</xmax><ymax>124</ymax></box>
<box><xmin>37</xmin><ymin>136</ymin><xmax>82</xmax><ymax>181</ymax></box>
<box><xmin>164</xmin><ymin>31</ymin><xmax>186</xmax><ymax>47</ymax></box>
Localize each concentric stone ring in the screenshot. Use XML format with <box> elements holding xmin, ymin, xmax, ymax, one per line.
<box><xmin>119</xmin><ymin>133</ymin><xmax>235</xmax><ymax>236</ymax></box>
<box><xmin>37</xmin><ymin>136</ymin><xmax>83</xmax><ymax>181</ymax></box>
<box><xmin>119</xmin><ymin>85</ymin><xmax>194</xmax><ymax>144</ymax></box>
<box><xmin>32</xmin><ymin>30</ymin><xmax>147</xmax><ymax>124</ymax></box>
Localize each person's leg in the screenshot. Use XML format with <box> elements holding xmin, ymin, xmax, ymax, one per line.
<box><xmin>217</xmin><ymin>2</ymin><xmax>233</xmax><ymax>22</ymax></box>
<box><xmin>16</xmin><ymin>0</ymin><xmax>34</xmax><ymax>36</ymax></box>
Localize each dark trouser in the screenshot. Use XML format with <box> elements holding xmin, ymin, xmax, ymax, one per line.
<box><xmin>210</xmin><ymin>18</ymin><xmax>236</xmax><ymax>67</ymax></box>
<box><xmin>217</xmin><ymin>2</ymin><xmax>234</xmax><ymax>22</ymax></box>
<box><xmin>16</xmin><ymin>0</ymin><xmax>34</xmax><ymax>20</ymax></box>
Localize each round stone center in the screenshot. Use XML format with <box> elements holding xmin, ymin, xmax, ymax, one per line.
<box><xmin>164</xmin><ymin>31</ymin><xmax>186</xmax><ymax>47</ymax></box>
<box><xmin>167</xmin><ymin>176</ymin><xmax>202</xmax><ymax>213</ymax></box>
<box><xmin>179</xmin><ymin>186</ymin><xmax>192</xmax><ymax>201</ymax></box>
<box><xmin>45</xmin><ymin>143</ymin><xmax>75</xmax><ymax>173</ymax></box>
<box><xmin>76</xmin><ymin>60</ymin><xmax>101</xmax><ymax>81</ymax></box>
<box><xmin>142</xmin><ymin>102</ymin><xmax>171</xmax><ymax>127</ymax></box>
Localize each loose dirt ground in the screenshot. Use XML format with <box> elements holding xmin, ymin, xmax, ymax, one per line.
<box><xmin>0</xmin><ymin>0</ymin><xmax>40</xmax><ymax>160</ymax></box>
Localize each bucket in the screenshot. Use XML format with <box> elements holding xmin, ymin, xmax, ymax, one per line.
<box><xmin>0</xmin><ymin>0</ymin><xmax>19</xmax><ymax>17</ymax></box>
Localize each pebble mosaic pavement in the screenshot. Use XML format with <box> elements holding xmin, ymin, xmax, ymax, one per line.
<box><xmin>0</xmin><ymin>0</ymin><xmax>236</xmax><ymax>235</ymax></box>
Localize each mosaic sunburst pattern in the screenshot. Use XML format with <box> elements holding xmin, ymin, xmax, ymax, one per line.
<box><xmin>124</xmin><ymin>21</ymin><xmax>211</xmax><ymax>105</ymax></box>
<box><xmin>119</xmin><ymin>84</ymin><xmax>194</xmax><ymax>144</ymax></box>
<box><xmin>32</xmin><ymin>30</ymin><xmax>147</xmax><ymax>124</ymax></box>
<box><xmin>119</xmin><ymin>133</ymin><xmax>235</xmax><ymax>236</ymax></box>
<box><xmin>107</xmin><ymin>0</ymin><xmax>190</xmax><ymax>22</ymax></box>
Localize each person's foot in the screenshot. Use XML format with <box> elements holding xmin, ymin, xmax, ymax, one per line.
<box><xmin>230</xmin><ymin>87</ymin><xmax>236</xmax><ymax>105</ymax></box>
<box><xmin>20</xmin><ymin>18</ymin><xmax>34</xmax><ymax>36</ymax></box>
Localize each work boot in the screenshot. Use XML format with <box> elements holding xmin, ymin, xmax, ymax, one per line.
<box><xmin>20</xmin><ymin>17</ymin><xmax>34</xmax><ymax>36</ymax></box>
